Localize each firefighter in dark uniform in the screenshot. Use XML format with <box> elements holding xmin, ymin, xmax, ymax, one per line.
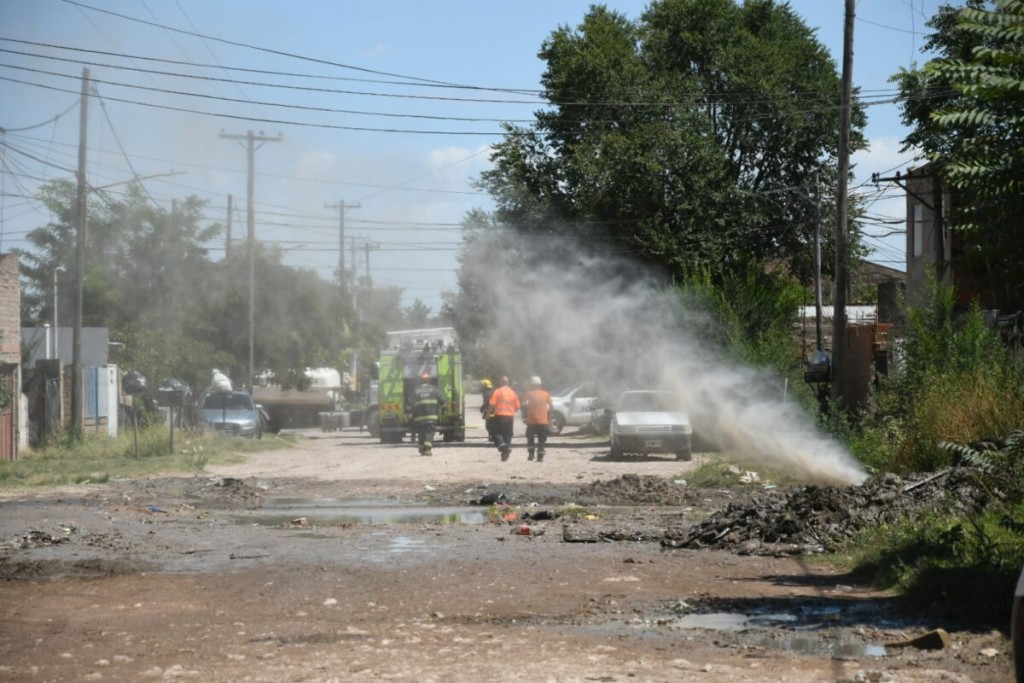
<box><xmin>410</xmin><ymin>371</ymin><xmax>446</xmax><ymax>456</ymax></box>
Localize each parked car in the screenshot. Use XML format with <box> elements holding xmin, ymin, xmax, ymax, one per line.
<box><xmin>609</xmin><ymin>389</ymin><xmax>692</xmax><ymax>461</ymax></box>
<box><xmin>547</xmin><ymin>383</ymin><xmax>602</xmax><ymax>435</ymax></box>
<box><xmin>198</xmin><ymin>390</ymin><xmax>263</xmax><ymax>439</ymax></box>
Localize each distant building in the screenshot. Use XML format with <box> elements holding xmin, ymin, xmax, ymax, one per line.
<box><xmin>903</xmin><ymin>164</ymin><xmax>994</xmax><ymax>309</ymax></box>
<box><xmin>0</xmin><ymin>253</ymin><xmax>20</xmax><ymax>458</ymax></box>
<box><xmin>22</xmin><ymin>327</ymin><xmax>111</xmax><ymax>368</ymax></box>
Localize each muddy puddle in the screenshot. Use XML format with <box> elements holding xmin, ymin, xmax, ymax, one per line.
<box><xmin>232</xmin><ymin>497</ymin><xmax>488</xmax><ymax>527</ymax></box>
<box><xmin>578</xmin><ymin>600</ymin><xmax>893</xmax><ymax>659</ymax></box>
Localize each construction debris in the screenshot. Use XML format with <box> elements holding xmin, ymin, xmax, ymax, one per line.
<box><xmin>662</xmin><ymin>468</ymin><xmax>993</xmax><ymax>555</ymax></box>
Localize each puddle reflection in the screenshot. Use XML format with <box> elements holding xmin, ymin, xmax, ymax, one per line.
<box><xmin>235</xmin><ymin>497</ymin><xmax>486</xmax><ymax>527</ymax></box>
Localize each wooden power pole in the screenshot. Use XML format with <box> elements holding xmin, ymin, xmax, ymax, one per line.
<box><xmin>219</xmin><ymin>130</ymin><xmax>281</xmax><ymax>392</ymax></box>
<box><xmin>325</xmin><ymin>199</ymin><xmax>360</xmax><ymax>291</ymax></box>
<box><xmin>832</xmin><ymin>0</ymin><xmax>855</xmax><ymax>405</ymax></box>
<box><xmin>71</xmin><ymin>67</ymin><xmax>89</xmax><ymax>438</ymax></box>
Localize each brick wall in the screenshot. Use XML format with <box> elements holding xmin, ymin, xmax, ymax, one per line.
<box><xmin>0</xmin><ymin>253</ymin><xmax>20</xmax><ymax>364</ymax></box>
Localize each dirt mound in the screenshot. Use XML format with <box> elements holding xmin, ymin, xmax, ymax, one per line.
<box><xmin>663</xmin><ymin>467</ymin><xmax>993</xmax><ymax>555</ymax></box>
<box><xmin>575</xmin><ymin>473</ymin><xmax>689</xmax><ymax>505</ymax></box>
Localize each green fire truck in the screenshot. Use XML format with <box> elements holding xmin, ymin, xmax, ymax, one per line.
<box><xmin>364</xmin><ymin>328</ymin><xmax>465</xmax><ymax>444</ymax></box>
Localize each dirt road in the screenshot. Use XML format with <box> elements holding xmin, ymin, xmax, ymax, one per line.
<box><xmin>0</xmin><ymin>424</ymin><xmax>1013</xmax><ymax>683</ymax></box>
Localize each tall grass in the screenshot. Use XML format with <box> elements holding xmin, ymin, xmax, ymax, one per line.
<box><xmin>855</xmin><ymin>277</ymin><xmax>1024</xmax><ymax>473</ymax></box>
<box><xmin>0</xmin><ymin>427</ymin><xmax>297</xmax><ymax>488</ymax></box>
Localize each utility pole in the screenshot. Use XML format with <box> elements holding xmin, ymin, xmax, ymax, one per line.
<box><xmin>225</xmin><ymin>194</ymin><xmax>233</xmax><ymax>258</ymax></box>
<box><xmin>831</xmin><ymin>0</ymin><xmax>855</xmax><ymax>406</ymax></box>
<box><xmin>364</xmin><ymin>241</ymin><xmax>379</xmax><ymax>283</ymax></box>
<box><xmin>813</xmin><ymin>177</ymin><xmax>824</xmax><ymax>353</ymax></box>
<box><xmin>71</xmin><ymin>67</ymin><xmax>89</xmax><ymax>438</ymax></box>
<box><xmin>220</xmin><ymin>130</ymin><xmax>281</xmax><ymax>392</ymax></box>
<box><xmin>349</xmin><ymin>237</ymin><xmax>358</xmax><ymax>311</ymax></box>
<box><xmin>325</xmin><ymin>200</ymin><xmax>360</xmax><ymax>289</ymax></box>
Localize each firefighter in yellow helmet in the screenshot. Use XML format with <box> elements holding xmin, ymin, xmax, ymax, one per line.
<box><xmin>480</xmin><ymin>378</ymin><xmax>496</xmax><ymax>444</ymax></box>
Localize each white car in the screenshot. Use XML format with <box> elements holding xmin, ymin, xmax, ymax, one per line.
<box><xmin>609</xmin><ymin>390</ymin><xmax>692</xmax><ymax>461</ymax></box>
<box><xmin>547</xmin><ymin>383</ymin><xmax>601</xmax><ymax>435</ymax></box>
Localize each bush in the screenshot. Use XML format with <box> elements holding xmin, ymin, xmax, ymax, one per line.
<box><xmin>855</xmin><ymin>276</ymin><xmax>1024</xmax><ymax>473</ymax></box>
<box><xmin>845</xmin><ymin>508</ymin><xmax>1024</xmax><ymax>627</ymax></box>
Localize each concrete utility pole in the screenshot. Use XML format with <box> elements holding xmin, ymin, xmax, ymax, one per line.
<box><xmin>325</xmin><ymin>200</ymin><xmax>360</xmax><ymax>289</ymax></box>
<box><xmin>220</xmin><ymin>130</ymin><xmax>282</xmax><ymax>392</ymax></box>
<box><xmin>71</xmin><ymin>67</ymin><xmax>89</xmax><ymax>438</ymax></box>
<box><xmin>831</xmin><ymin>0</ymin><xmax>855</xmax><ymax>405</ymax></box>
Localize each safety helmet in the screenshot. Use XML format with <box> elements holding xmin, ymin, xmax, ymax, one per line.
<box><xmin>420</xmin><ymin>371</ymin><xmax>431</xmax><ymax>380</ymax></box>
<box><xmin>530</xmin><ymin>375</ymin><xmax>542</xmax><ymax>387</ymax></box>
<box><xmin>481</xmin><ymin>378</ymin><xmax>493</xmax><ymax>389</ymax></box>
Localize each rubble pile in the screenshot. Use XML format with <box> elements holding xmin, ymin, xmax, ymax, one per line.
<box><xmin>575</xmin><ymin>473</ymin><xmax>689</xmax><ymax>506</ymax></box>
<box><xmin>662</xmin><ymin>468</ymin><xmax>994</xmax><ymax>556</ymax></box>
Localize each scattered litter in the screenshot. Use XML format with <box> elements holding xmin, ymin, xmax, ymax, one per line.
<box><xmin>514</xmin><ymin>525</ymin><xmax>544</xmax><ymax>536</ymax></box>
<box><xmin>980</xmin><ymin>648</ymin><xmax>999</xmax><ymax>658</ymax></box>
<box><xmin>147</xmin><ymin>506</ymin><xmax>167</xmax><ymax>514</ymax></box>
<box><xmin>423</xmin><ymin>485</ymin><xmax>436</xmax><ymax>491</ymax></box>
<box><xmin>323</xmin><ymin>598</ymin><xmax>338</xmax><ymax>606</ymax></box>
<box><xmin>290</xmin><ymin>517</ymin><xmax>309</xmax><ymax>526</ymax></box>
<box><xmin>474</xmin><ymin>492</ymin><xmax>507</xmax><ymax>506</ymax></box>
<box><xmin>738</xmin><ymin>471</ymin><xmax>760</xmax><ymax>484</ymax></box>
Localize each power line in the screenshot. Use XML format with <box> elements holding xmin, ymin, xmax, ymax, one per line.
<box><xmin>0</xmin><ymin>41</ymin><xmax>545</xmax><ymax>104</ymax></box>
<box><xmin>0</xmin><ymin>63</ymin><xmax>537</xmax><ymax>125</ymax></box>
<box><xmin>61</xmin><ymin>0</ymin><xmax>497</xmax><ymax>91</ymax></box>
<box><xmin>0</xmin><ymin>99</ymin><xmax>79</xmax><ymax>133</ymax></box>
<box><xmin>0</xmin><ymin>73</ymin><xmax>509</xmax><ymax>136</ymax></box>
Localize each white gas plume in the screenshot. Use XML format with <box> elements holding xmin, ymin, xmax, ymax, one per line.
<box><xmin>467</xmin><ymin>235</ymin><xmax>867</xmax><ymax>486</ymax></box>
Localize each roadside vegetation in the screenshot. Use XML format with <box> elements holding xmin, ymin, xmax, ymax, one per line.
<box><xmin>0</xmin><ymin>428</ymin><xmax>297</xmax><ymax>489</ymax></box>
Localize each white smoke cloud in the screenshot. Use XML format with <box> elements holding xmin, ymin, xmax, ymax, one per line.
<box><xmin>468</xmin><ymin>234</ymin><xmax>867</xmax><ymax>486</ymax></box>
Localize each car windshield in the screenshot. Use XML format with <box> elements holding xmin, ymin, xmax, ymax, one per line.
<box><xmin>202</xmin><ymin>393</ymin><xmax>253</xmax><ymax>411</ymax></box>
<box><xmin>618</xmin><ymin>391</ymin><xmax>680</xmax><ymax>412</ymax></box>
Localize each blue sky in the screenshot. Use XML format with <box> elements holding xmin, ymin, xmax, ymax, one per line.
<box><xmin>0</xmin><ymin>0</ymin><xmax>947</xmax><ymax>313</ymax></box>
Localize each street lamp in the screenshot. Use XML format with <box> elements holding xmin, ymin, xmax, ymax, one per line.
<box><xmin>53</xmin><ymin>265</ymin><xmax>66</xmax><ymax>360</ymax></box>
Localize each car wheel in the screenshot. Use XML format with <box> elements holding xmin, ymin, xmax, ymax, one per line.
<box><xmin>675</xmin><ymin>447</ymin><xmax>692</xmax><ymax>461</ymax></box>
<box><xmin>548</xmin><ymin>412</ymin><xmax>565</xmax><ymax>436</ymax></box>
<box><xmin>610</xmin><ymin>437</ymin><xmax>622</xmax><ymax>460</ymax></box>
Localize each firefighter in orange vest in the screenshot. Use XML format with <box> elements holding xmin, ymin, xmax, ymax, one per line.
<box><xmin>488</xmin><ymin>376</ymin><xmax>520</xmax><ymax>461</ymax></box>
<box><xmin>523</xmin><ymin>376</ymin><xmax>553</xmax><ymax>462</ymax></box>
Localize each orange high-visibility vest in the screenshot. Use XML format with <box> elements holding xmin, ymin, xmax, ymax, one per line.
<box><xmin>489</xmin><ymin>386</ymin><xmax>520</xmax><ymax>417</ymax></box>
<box><xmin>524</xmin><ymin>388</ymin><xmax>552</xmax><ymax>425</ymax></box>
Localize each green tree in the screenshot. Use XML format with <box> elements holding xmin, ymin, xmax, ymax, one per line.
<box><xmin>475</xmin><ymin>0</ymin><xmax>862</xmax><ymax>283</ymax></box>
<box><xmin>17</xmin><ymin>180</ymin><xmax>358</xmax><ymax>395</ymax></box>
<box><xmin>893</xmin><ymin>0</ymin><xmax>1024</xmax><ymax>308</ymax></box>
<box><xmin>457</xmin><ymin>0</ymin><xmax>864</xmax><ymax>358</ymax></box>
<box><xmin>402</xmin><ymin>299</ymin><xmax>433</xmax><ymax>329</ymax></box>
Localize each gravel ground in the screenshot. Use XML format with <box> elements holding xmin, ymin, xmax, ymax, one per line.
<box><xmin>0</xmin><ymin>423</ymin><xmax>1013</xmax><ymax>683</ymax></box>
